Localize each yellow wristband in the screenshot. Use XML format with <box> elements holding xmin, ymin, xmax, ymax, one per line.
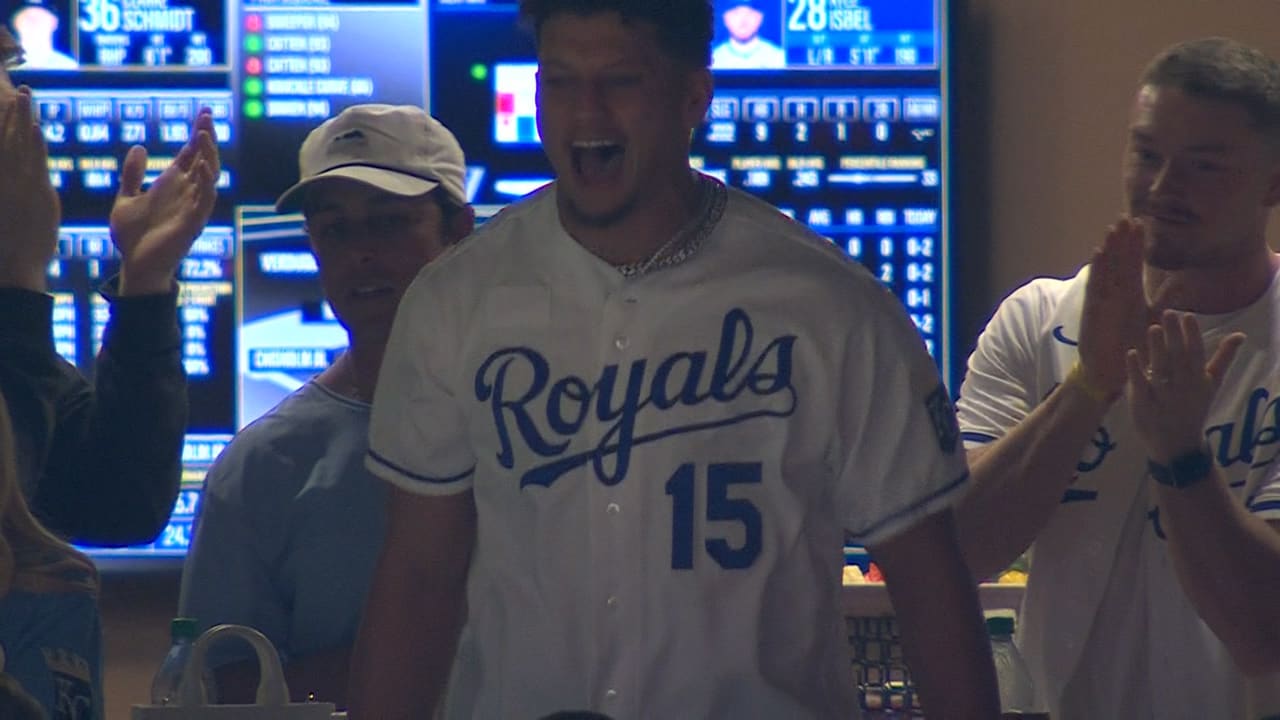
<box><xmin>1065</xmin><ymin>360</ymin><xmax>1115</xmax><ymax>405</ymax></box>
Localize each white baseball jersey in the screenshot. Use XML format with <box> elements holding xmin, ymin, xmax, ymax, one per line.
<box><xmin>367</xmin><ymin>179</ymin><xmax>969</xmax><ymax>719</ymax></box>
<box><xmin>956</xmin><ymin>265</ymin><xmax>1280</xmax><ymax>718</ymax></box>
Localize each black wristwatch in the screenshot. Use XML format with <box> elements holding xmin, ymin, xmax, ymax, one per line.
<box><xmin>1147</xmin><ymin>447</ymin><xmax>1214</xmax><ymax>489</ymax></box>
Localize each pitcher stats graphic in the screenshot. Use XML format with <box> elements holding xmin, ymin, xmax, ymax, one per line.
<box><xmin>77</xmin><ymin>0</ymin><xmax>227</xmax><ymax>68</ymax></box>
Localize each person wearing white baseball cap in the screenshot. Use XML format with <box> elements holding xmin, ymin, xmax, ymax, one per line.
<box><xmin>274</xmin><ymin>102</ymin><xmax>469</xmax><ymax>212</ymax></box>
<box><xmin>178</xmin><ymin>104</ymin><xmax>474</xmax><ymax>710</ymax></box>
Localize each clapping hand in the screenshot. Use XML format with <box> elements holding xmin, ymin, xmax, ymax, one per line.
<box><xmin>111</xmin><ymin>109</ymin><xmax>220</xmax><ymax>295</ymax></box>
<box><xmin>0</xmin><ymin>78</ymin><xmax>60</xmax><ymax>292</ymax></box>
<box><xmin>1076</xmin><ymin>217</ymin><xmax>1151</xmax><ymax>402</ymax></box>
<box><xmin>1125</xmin><ymin>311</ymin><xmax>1245</xmax><ymax>464</ymax></box>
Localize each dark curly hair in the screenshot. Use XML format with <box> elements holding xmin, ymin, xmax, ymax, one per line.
<box><xmin>518</xmin><ymin>0</ymin><xmax>714</xmax><ymax>69</ymax></box>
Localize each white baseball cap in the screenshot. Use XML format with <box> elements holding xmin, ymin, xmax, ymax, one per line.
<box><xmin>275</xmin><ymin>104</ymin><xmax>466</xmax><ymax>213</ymax></box>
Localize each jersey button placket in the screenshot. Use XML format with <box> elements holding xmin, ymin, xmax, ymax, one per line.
<box><xmin>594</xmin><ymin>293</ymin><xmax>633</xmax><ymax>713</ymax></box>
<box><xmin>604</xmin><ymin>496</ymin><xmax>621</xmax><ymax>612</ymax></box>
<box><xmin>595</xmin><ymin>495</ymin><xmax>629</xmax><ymax>711</ymax></box>
<box><xmin>605</xmin><ymin>502</ymin><xmax>622</xmax><ymax>614</ymax></box>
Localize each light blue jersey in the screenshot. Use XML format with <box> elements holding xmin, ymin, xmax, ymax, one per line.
<box><xmin>179</xmin><ymin>380</ymin><xmax>386</xmax><ymax>671</ymax></box>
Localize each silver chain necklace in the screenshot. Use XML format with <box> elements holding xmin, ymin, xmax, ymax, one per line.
<box><xmin>614</xmin><ymin>173</ymin><xmax>727</xmax><ymax>279</ymax></box>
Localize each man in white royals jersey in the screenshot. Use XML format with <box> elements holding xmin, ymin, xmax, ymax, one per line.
<box><xmin>349</xmin><ymin>1</ymin><xmax>1000</xmax><ymax>718</ymax></box>
<box><xmin>954</xmin><ymin>37</ymin><xmax>1280</xmax><ymax>718</ymax></box>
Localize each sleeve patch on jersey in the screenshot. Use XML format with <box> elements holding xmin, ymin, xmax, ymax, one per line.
<box><xmin>924</xmin><ymin>383</ymin><xmax>960</xmax><ymax>454</ymax></box>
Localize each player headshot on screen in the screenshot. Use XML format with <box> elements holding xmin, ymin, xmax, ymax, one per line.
<box><xmin>711</xmin><ymin>0</ymin><xmax>784</xmax><ymax>70</ymax></box>
<box><xmin>9</xmin><ymin>0</ymin><xmax>76</xmax><ymax>70</ymax></box>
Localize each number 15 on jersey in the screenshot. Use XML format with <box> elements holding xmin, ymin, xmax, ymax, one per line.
<box><xmin>666</xmin><ymin>462</ymin><xmax>763</xmax><ymax>570</ymax></box>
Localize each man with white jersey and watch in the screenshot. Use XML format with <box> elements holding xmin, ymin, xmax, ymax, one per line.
<box><xmin>349</xmin><ymin>1</ymin><xmax>1000</xmax><ymax>718</ymax></box>
<box><xmin>953</xmin><ymin>37</ymin><xmax>1280</xmax><ymax>718</ymax></box>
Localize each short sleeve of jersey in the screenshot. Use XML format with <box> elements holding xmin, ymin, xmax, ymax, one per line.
<box><xmin>837</xmin><ymin>283</ymin><xmax>970</xmax><ymax>546</ymax></box>
<box><xmin>366</xmin><ymin>271</ymin><xmax>476</xmax><ymax>495</ymax></box>
<box><xmin>954</xmin><ymin>280</ymin><xmax>1056</xmax><ymax>449</ymax></box>
<box><xmin>1248</xmin><ymin>453</ymin><xmax>1280</xmax><ymax>521</ymax></box>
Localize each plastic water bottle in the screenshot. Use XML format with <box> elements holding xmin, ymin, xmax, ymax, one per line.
<box><xmin>986</xmin><ymin>612</ymin><xmax>1050</xmax><ymax>719</ymax></box>
<box><xmin>150</xmin><ymin>617</ymin><xmax>217</xmax><ymax>705</ymax></box>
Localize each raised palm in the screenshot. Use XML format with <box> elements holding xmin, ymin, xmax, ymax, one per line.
<box><xmin>0</xmin><ymin>84</ymin><xmax>60</xmax><ymax>290</ymax></box>
<box><xmin>110</xmin><ymin>110</ymin><xmax>220</xmax><ymax>294</ymax></box>
<box><xmin>1078</xmin><ymin>217</ymin><xmax>1151</xmax><ymax>396</ymax></box>
<box><xmin>1125</xmin><ymin>312</ymin><xmax>1245</xmax><ymax>463</ymax></box>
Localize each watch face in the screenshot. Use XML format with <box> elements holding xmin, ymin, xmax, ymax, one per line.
<box><xmin>1149</xmin><ymin>449</ymin><xmax>1214</xmax><ymax>488</ymax></box>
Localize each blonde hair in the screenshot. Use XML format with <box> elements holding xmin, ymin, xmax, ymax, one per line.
<box><xmin>0</xmin><ymin>387</ymin><xmax>97</xmax><ymax>598</ymax></box>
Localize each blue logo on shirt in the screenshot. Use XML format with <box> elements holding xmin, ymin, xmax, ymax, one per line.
<box><xmin>1051</xmin><ymin>325</ymin><xmax>1079</xmax><ymax>346</ymax></box>
<box><xmin>1205</xmin><ymin>386</ymin><xmax>1280</xmax><ymax>470</ymax></box>
<box><xmin>474</xmin><ymin>308</ymin><xmax>797</xmax><ymax>488</ymax></box>
<box><xmin>1060</xmin><ymin>385</ymin><xmax>1278</xmax><ymax>509</ymax></box>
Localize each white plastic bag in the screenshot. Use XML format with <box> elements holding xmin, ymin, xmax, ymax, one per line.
<box><xmin>131</xmin><ymin>624</ymin><xmax>335</xmax><ymax>720</ymax></box>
